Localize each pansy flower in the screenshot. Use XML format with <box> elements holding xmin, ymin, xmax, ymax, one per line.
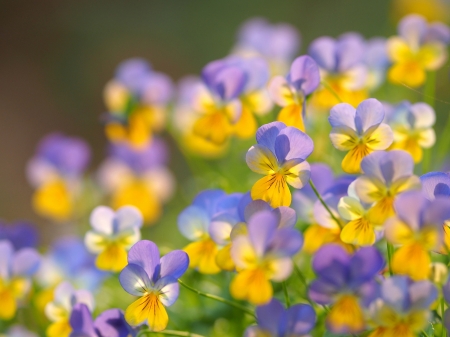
<box><xmin>119</xmin><ymin>240</ymin><xmax>189</xmax><ymax>332</ymax></box>
<box><xmin>308</xmin><ymin>33</ymin><xmax>368</xmax><ymax>109</ymax></box>
<box><xmin>97</xmin><ymin>138</ymin><xmax>174</xmax><ymax>224</ymax></box>
<box><xmin>233</xmin><ymin>18</ymin><xmax>300</xmax><ymax>75</ymax></box>
<box><xmin>387</xmin><ymin>101</ymin><xmax>436</xmax><ymax>163</ymax></box>
<box><xmin>177</xmin><ymin>190</ymin><xmax>242</xmax><ymax>274</ymax></box>
<box><xmin>244</xmin><ymin>299</ymin><xmax>316</xmax><ymax>337</ymax></box>
<box><xmin>354</xmin><ymin>150</ymin><xmax>421</xmax><ymax>224</ymax></box>
<box><xmin>246</xmin><ymin>122</ymin><xmax>313</xmax><ymax>207</ymax></box>
<box><xmin>69</xmin><ymin>303</ymin><xmax>136</xmax><ymax>337</ymax></box>
<box><xmin>230</xmin><ymin>210</ymin><xmax>303</xmax><ymax>305</ymax></box>
<box><xmin>84</xmin><ymin>206</ymin><xmax>142</xmax><ymax>272</ymax></box>
<box><xmin>45</xmin><ymin>282</ymin><xmax>94</xmax><ymax>337</ymax></box>
<box><xmin>329</xmin><ymin>98</ymin><xmax>394</xmax><ymax>174</ymax></box>
<box><xmin>421</xmin><ymin>171</ymin><xmax>450</xmax><ymax>252</ymax></box>
<box><xmin>268</xmin><ymin>55</ymin><xmax>320</xmax><ymax>131</ymax></box>
<box><xmin>308</xmin><ymin>244</ymin><xmax>384</xmax><ymax>334</ymax></box>
<box><xmin>368</xmin><ymin>276</ymin><xmax>437</xmax><ymax>336</ymax></box>
<box><xmin>385</xmin><ymin>190</ymin><xmax>450</xmax><ymax>280</ymax></box>
<box><xmin>27</xmin><ymin>133</ymin><xmax>91</xmax><ymax>222</ymax></box>
<box><xmin>387</xmin><ymin>14</ymin><xmax>450</xmax><ymax>87</ymax></box>
<box><xmin>0</xmin><ymin>240</ymin><xmax>40</xmax><ymax>320</ymax></box>
<box><xmin>103</xmin><ymin>58</ymin><xmax>173</xmax><ymax>148</ymax></box>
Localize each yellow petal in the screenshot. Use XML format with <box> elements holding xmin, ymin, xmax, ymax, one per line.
<box><xmin>417</xmin><ymin>42</ymin><xmax>448</xmax><ymax>70</ymax></box>
<box><xmin>125</xmin><ymin>296</ymin><xmax>149</xmax><ymax>326</ymax></box>
<box><xmin>392</xmin><ymin>243</ymin><xmax>430</xmax><ymax>280</ymax></box>
<box><xmin>112</xmin><ymin>181</ymin><xmax>161</xmax><ymax>225</ymax></box>
<box><xmin>95</xmin><ymin>244</ymin><xmax>128</xmax><ymax>272</ymax></box>
<box><xmin>193</xmin><ymin>112</ymin><xmax>232</xmax><ymax>145</ymax></box>
<box><xmin>46</xmin><ymin>320</ymin><xmax>72</xmax><ymax>337</ymax></box>
<box><xmin>385</xmin><ymin>219</ymin><xmax>415</xmax><ymax>245</ymax></box>
<box><xmin>215</xmin><ymin>244</ymin><xmax>235</xmax><ymax>271</ymax></box>
<box><xmin>303</xmin><ymin>225</ymin><xmax>352</xmax><ymax>254</ymax></box>
<box><xmin>327</xmin><ymin>295</ymin><xmax>365</xmax><ymax>333</ymax></box>
<box><xmin>391</xmin><ymin>138</ymin><xmax>423</xmax><ymax>163</ymax></box>
<box><xmin>341</xmin><ymin>145</ymin><xmax>372</xmax><ymax>174</ymax></box>
<box><xmin>0</xmin><ymin>289</ymin><xmax>16</xmax><ymax>320</ymax></box>
<box><xmin>251</xmin><ymin>174</ymin><xmax>291</xmax><ymax>207</ymax></box>
<box><xmin>32</xmin><ymin>180</ymin><xmax>72</xmax><ymax>222</ymax></box>
<box><xmin>127</xmin><ymin>112</ymin><xmax>152</xmax><ymax>148</ymax></box>
<box><xmin>125</xmin><ymin>294</ymin><xmax>169</xmax><ymax>331</ymax></box>
<box><xmin>364</xmin><ymin>124</ymin><xmax>394</xmax><ymax>151</ymax></box>
<box><xmin>183</xmin><ymin>239</ymin><xmax>220</xmax><ymax>274</ymax></box>
<box><xmin>340</xmin><ymin>218</ymin><xmax>376</xmax><ymax>246</ymax></box>
<box><xmin>386</xmin><ymin>37</ymin><xmax>412</xmax><ymax>63</ymax></box>
<box><xmin>366</xmin><ymin>197</ymin><xmax>395</xmax><ymax>224</ymax></box>
<box><xmin>388</xmin><ymin>61</ymin><xmax>426</xmax><ymax>87</ymax></box>
<box><xmin>233</xmin><ymin>106</ymin><xmax>257</xmax><ymax>139</ymax></box>
<box><xmin>277</xmin><ymin>104</ymin><xmax>305</xmax><ymax>131</ymax></box>
<box><xmin>105</xmin><ymin>122</ymin><xmax>127</xmax><ymax>143</ymax></box>
<box><xmin>182</xmin><ymin>132</ymin><xmax>228</xmax><ymax>158</ymax></box>
<box><xmin>230</xmin><ymin>269</ymin><xmax>273</xmax><ymax>305</ymax></box>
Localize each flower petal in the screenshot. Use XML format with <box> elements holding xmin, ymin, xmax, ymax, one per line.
<box><xmin>89</xmin><ymin>206</ymin><xmax>115</xmax><ymax>235</ymax></box>
<box><xmin>308</xmin><ymin>37</ymin><xmax>336</xmax><ymax>71</ymax></box>
<box><xmin>288</xmin><ymin>55</ymin><xmax>320</xmax><ymax>95</ymax></box>
<box><xmin>329</xmin><ymin>103</ymin><xmax>356</xmax><ymax>130</ymax></box>
<box><xmin>354</xmin><ymin>98</ymin><xmax>384</xmax><ymax>134</ymax></box>
<box><xmin>285</xmin><ymin>304</ymin><xmax>316</xmax><ymax>335</ymax></box>
<box><xmin>69</xmin><ymin>303</ymin><xmax>96</xmax><ymax>337</ymax></box>
<box><xmin>255</xmin><ymin>299</ymin><xmax>285</xmax><ymax>335</ymax></box>
<box><xmin>155</xmin><ymin>276</ymin><xmax>179</xmax><ymax>307</ymax></box>
<box><xmin>256</xmin><ymin>122</ymin><xmax>286</xmax><ymax>154</ymax></box>
<box><xmin>247</xmin><ymin>210</ymin><xmax>278</xmax><ymax>257</ymax></box>
<box><xmin>177</xmin><ymin>206</ymin><xmax>210</xmax><ymax>241</ymax></box>
<box><xmin>115</xmin><ymin>206</ymin><xmax>143</xmax><ymax>231</ymax></box>
<box><xmin>159</xmin><ymin>250</ymin><xmax>189</xmax><ymax>280</ymax></box>
<box><xmin>127</xmin><ymin>240</ymin><xmax>160</xmax><ymax>282</ymax></box>
<box><xmin>275</xmin><ymin>127</ymin><xmax>313</xmax><ymax>162</ymax></box>
<box><xmin>268</xmin><ymin>76</ymin><xmax>295</xmax><ymax>107</ymax></box>
<box><xmin>246</xmin><ymin>145</ymin><xmax>279</xmax><ymax>174</ymax></box>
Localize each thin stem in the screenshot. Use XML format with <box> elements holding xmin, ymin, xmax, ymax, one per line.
<box><xmin>422</xmin><ymin>330</ymin><xmax>431</xmax><ymax>337</ymax></box>
<box><xmin>424</xmin><ymin>71</ymin><xmax>436</xmax><ymax>108</ymax></box>
<box><xmin>178</xmin><ymin>279</ymin><xmax>255</xmax><ymax>318</ymax></box>
<box><xmin>321</xmin><ymin>81</ymin><xmax>343</xmax><ymax>103</ymax></box>
<box><xmin>386</xmin><ymin>242</ymin><xmax>393</xmax><ymax>276</ymax></box>
<box><xmin>309</xmin><ymin>180</ymin><xmax>342</xmax><ymax>229</ymax></box>
<box><xmin>137</xmin><ymin>329</ymin><xmax>206</xmax><ymax>337</ymax></box>
<box><xmin>438</xmin><ymin>113</ymin><xmax>450</xmax><ymax>165</ymax></box>
<box><xmin>282</xmin><ymin>281</ymin><xmax>290</xmax><ymax>308</ymax></box>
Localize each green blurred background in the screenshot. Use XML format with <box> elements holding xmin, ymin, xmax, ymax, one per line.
<box><xmin>3</xmin><ymin>0</ymin><xmax>450</xmax><ymax>246</ymax></box>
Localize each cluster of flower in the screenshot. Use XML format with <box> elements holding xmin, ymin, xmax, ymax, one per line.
<box><xmin>3</xmin><ymin>12</ymin><xmax>450</xmax><ymax>337</ymax></box>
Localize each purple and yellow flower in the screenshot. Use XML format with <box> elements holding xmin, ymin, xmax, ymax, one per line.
<box><xmin>246</xmin><ymin>122</ymin><xmax>313</xmax><ymax>207</ymax></box>
<box><xmin>0</xmin><ymin>240</ymin><xmax>41</xmax><ymax>320</ymax></box>
<box><xmin>387</xmin><ymin>101</ymin><xmax>436</xmax><ymax>163</ymax></box>
<box><xmin>119</xmin><ymin>240</ymin><xmax>189</xmax><ymax>331</ymax></box>
<box><xmin>308</xmin><ymin>34</ymin><xmax>368</xmax><ymax>109</ymax></box>
<box><xmin>103</xmin><ymin>58</ymin><xmax>173</xmax><ymax>148</ymax></box>
<box><xmin>354</xmin><ymin>150</ymin><xmax>421</xmax><ymax>224</ymax></box>
<box><xmin>233</xmin><ymin>18</ymin><xmax>300</xmax><ymax>75</ymax></box>
<box><xmin>84</xmin><ymin>206</ymin><xmax>142</xmax><ymax>272</ymax></box>
<box><xmin>268</xmin><ymin>55</ymin><xmax>320</xmax><ymax>131</ymax></box>
<box><xmin>177</xmin><ymin>190</ymin><xmax>242</xmax><ymax>274</ymax></box>
<box><xmin>308</xmin><ymin>244</ymin><xmax>384</xmax><ymax>334</ymax></box>
<box><xmin>368</xmin><ymin>276</ymin><xmax>437</xmax><ymax>336</ymax></box>
<box><xmin>421</xmin><ymin>171</ymin><xmax>450</xmax><ymax>252</ymax></box>
<box><xmin>69</xmin><ymin>303</ymin><xmax>136</xmax><ymax>337</ymax></box>
<box><xmin>385</xmin><ymin>191</ymin><xmax>450</xmax><ymax>280</ymax></box>
<box><xmin>329</xmin><ymin>98</ymin><xmax>393</xmax><ymax>173</ymax></box>
<box><xmin>27</xmin><ymin>133</ymin><xmax>91</xmax><ymax>222</ymax></box>
<box><xmin>244</xmin><ymin>299</ymin><xmax>316</xmax><ymax>337</ymax></box>
<box><xmin>45</xmin><ymin>282</ymin><xmax>94</xmax><ymax>337</ymax></box>
<box><xmin>97</xmin><ymin>138</ymin><xmax>174</xmax><ymax>224</ymax></box>
<box><xmin>387</xmin><ymin>14</ymin><xmax>450</xmax><ymax>87</ymax></box>
<box><xmin>230</xmin><ymin>210</ymin><xmax>303</xmax><ymax>305</ymax></box>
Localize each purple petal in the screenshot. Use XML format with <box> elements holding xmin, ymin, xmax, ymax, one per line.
<box><xmin>0</xmin><ymin>240</ymin><xmax>13</xmax><ymax>279</ymax></box>
<box><xmin>244</xmin><ymin>200</ymin><xmax>273</xmax><ymax>223</ymax></box>
<box><xmin>70</xmin><ymin>303</ymin><xmax>96</xmax><ymax>337</ymax></box>
<box><xmin>247</xmin><ymin>210</ymin><xmax>278</xmax><ymax>257</ymax></box>
<box><xmin>423</xmin><ymin>196</ymin><xmax>450</xmax><ymax>226</ymax></box>
<box><xmin>409</xmin><ymin>280</ymin><xmax>438</xmax><ymax>310</ymax></box>
<box><xmin>159</xmin><ymin>250</ymin><xmax>189</xmax><ymax>279</ymax></box>
<box><xmin>127</xmin><ymin>240</ymin><xmax>160</xmax><ymax>282</ymax></box>
<box><xmin>284</xmin><ymin>304</ymin><xmax>316</xmax><ymax>335</ymax></box>
<box><xmin>426</xmin><ymin>22</ymin><xmax>450</xmax><ymax>44</ymax></box>
<box><xmin>444</xmin><ymin>279</ymin><xmax>450</xmax><ymax>304</ymax></box>
<box><xmin>0</xmin><ymin>222</ymin><xmax>39</xmax><ymax>250</ymax></box>
<box><xmin>192</xmin><ymin>189</ymin><xmax>226</xmax><ymax>217</ymax></box>
<box><xmin>119</xmin><ymin>264</ymin><xmax>152</xmax><ymax>296</ymax></box>
<box><xmin>312</xmin><ymin>244</ymin><xmax>350</xmax><ymax>288</ymax></box>
<box><xmin>398</xmin><ymin>14</ymin><xmax>427</xmax><ymax>47</ymax></box>
<box><xmin>273</xmin><ymin>206</ymin><xmax>297</xmax><ymax>228</ymax></box>
<box><xmin>155</xmin><ymin>276</ymin><xmax>179</xmax><ymax>306</ymax></box>
<box><xmin>94</xmin><ymin>309</ymin><xmax>134</xmax><ymax>337</ymax></box>
<box><xmin>269</xmin><ymin>228</ymin><xmax>303</xmax><ymax>256</ymax></box>
<box><xmin>354</xmin><ymin>98</ymin><xmax>384</xmax><ymax>134</ymax></box>
<box><xmin>357</xmin><ymin>280</ymin><xmax>380</xmax><ymax>308</ymax></box>
<box><xmin>274</xmin><ymin>127</ymin><xmax>313</xmax><ymax>163</ymax></box>
<box><xmin>349</xmin><ymin>247</ymin><xmax>384</xmax><ymax>288</ymax></box>
<box><xmin>329</xmin><ymin>103</ymin><xmax>356</xmax><ymax>129</ymax></box>
<box><xmin>421</xmin><ymin>172</ymin><xmax>450</xmax><ymax>200</ymax></box>
<box><xmin>140</xmin><ymin>72</ymin><xmax>173</xmax><ymax>105</ymax></box>
<box><xmin>255</xmin><ymin>298</ymin><xmax>285</xmax><ymax>335</ymax></box>
<box><xmin>256</xmin><ymin>122</ymin><xmax>286</xmax><ymax>154</ymax></box>
<box><xmin>209</xmin><ymin>214</ymin><xmax>236</xmax><ymax>245</ymax></box>
<box><xmin>202</xmin><ymin>60</ymin><xmax>247</xmax><ymax>101</ymax></box>
<box><xmin>380</xmin><ymin>276</ymin><xmax>411</xmax><ymax>312</ymax></box>
<box><xmin>115</xmin><ymin>58</ymin><xmax>152</xmax><ymax>93</ymax></box>
<box><xmin>288</xmin><ymin>55</ymin><xmax>320</xmax><ymax>95</ymax></box>
<box><xmin>177</xmin><ymin>205</ymin><xmax>210</xmax><ymax>241</ymax></box>
<box><xmin>214</xmin><ymin>193</ymin><xmax>243</xmax><ymax>218</ymax></box>
<box><xmin>308</xmin><ymin>279</ymin><xmax>338</xmax><ymax>305</ymax></box>
<box><xmin>394</xmin><ymin>191</ymin><xmax>427</xmax><ymax>230</ymax></box>
<box><xmin>12</xmin><ymin>248</ymin><xmax>41</xmax><ymax>277</ymax></box>
<box><xmin>115</xmin><ymin>206</ymin><xmax>143</xmax><ymax>232</ymax></box>
<box><xmin>336</xmin><ymin>32</ymin><xmax>366</xmax><ymax>72</ymax></box>
<box><xmin>308</xmin><ymin>36</ymin><xmax>336</xmax><ymax>71</ymax></box>
<box><xmin>238</xmin><ymin>192</ymin><xmax>253</xmax><ymax>222</ymax></box>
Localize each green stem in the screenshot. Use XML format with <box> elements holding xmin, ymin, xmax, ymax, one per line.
<box><xmin>442</xmin><ymin>298</ymin><xmax>447</xmax><ymax>337</ymax></box>
<box><xmin>424</xmin><ymin>71</ymin><xmax>436</xmax><ymax>108</ymax></box>
<box><xmin>321</xmin><ymin>81</ymin><xmax>343</xmax><ymax>103</ymax></box>
<box><xmin>438</xmin><ymin>113</ymin><xmax>450</xmax><ymax>165</ymax></box>
<box><xmin>309</xmin><ymin>180</ymin><xmax>342</xmax><ymax>229</ymax></box>
<box><xmin>422</xmin><ymin>330</ymin><xmax>431</xmax><ymax>337</ymax></box>
<box><xmin>137</xmin><ymin>329</ymin><xmax>206</xmax><ymax>337</ymax></box>
<box><xmin>282</xmin><ymin>281</ymin><xmax>290</xmax><ymax>308</ymax></box>
<box><xmin>386</xmin><ymin>242</ymin><xmax>393</xmax><ymax>276</ymax></box>
<box><xmin>178</xmin><ymin>279</ymin><xmax>255</xmax><ymax>318</ymax></box>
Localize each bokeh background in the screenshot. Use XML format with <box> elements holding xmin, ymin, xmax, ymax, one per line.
<box><xmin>2</xmin><ymin>0</ymin><xmax>450</xmax><ymax>246</ymax></box>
